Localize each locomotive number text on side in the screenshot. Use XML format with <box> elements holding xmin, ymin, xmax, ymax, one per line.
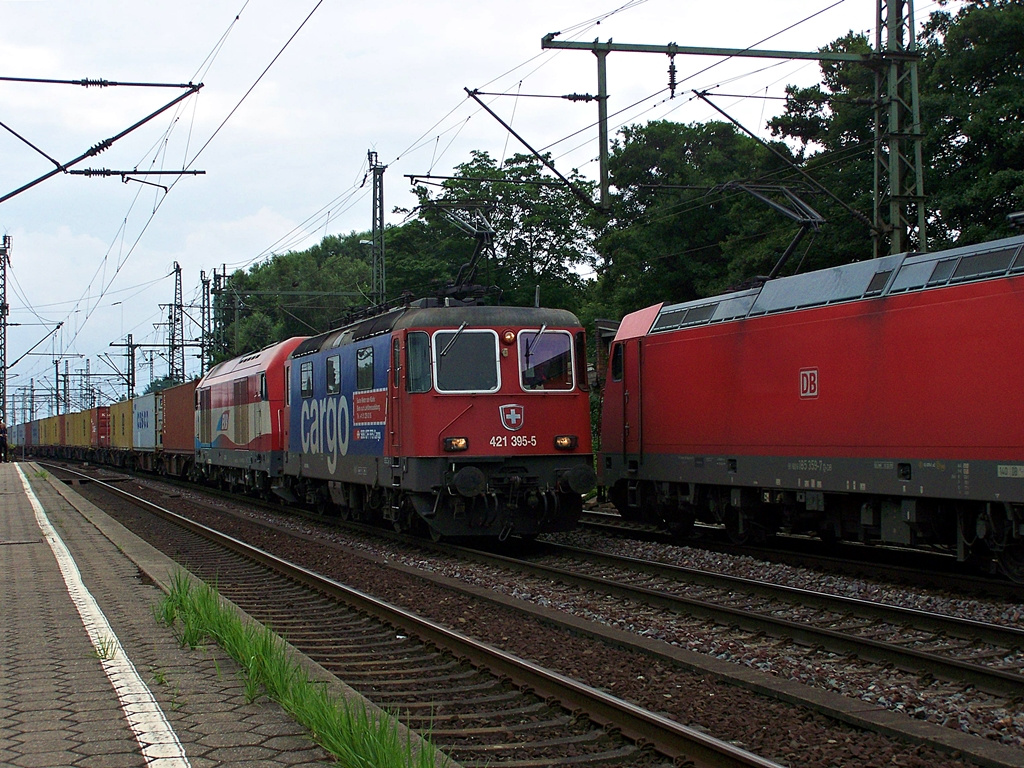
<box><xmin>490</xmin><ymin>434</ymin><xmax>538</xmax><ymax>448</ymax></box>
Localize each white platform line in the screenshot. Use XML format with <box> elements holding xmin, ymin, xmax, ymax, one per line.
<box><xmin>18</xmin><ymin>465</ymin><xmax>191</xmax><ymax>768</ymax></box>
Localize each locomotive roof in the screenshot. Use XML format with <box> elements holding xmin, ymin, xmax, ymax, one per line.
<box><xmin>200</xmin><ymin>337</ymin><xmax>307</xmax><ymax>384</ymax></box>
<box><xmin>292</xmin><ymin>304</ymin><xmax>583</xmax><ymax>358</ymax></box>
<box><xmin>627</xmin><ymin>233</ymin><xmax>1024</xmax><ymax>340</ymax></box>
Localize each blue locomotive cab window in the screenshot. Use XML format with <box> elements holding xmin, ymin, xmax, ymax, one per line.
<box><xmin>407</xmin><ymin>332</ymin><xmax>431</xmax><ymax>393</ymax></box>
<box><xmin>326</xmin><ymin>355</ymin><xmax>340</xmax><ymax>395</ymax></box>
<box><xmin>520</xmin><ymin>329</ymin><xmax>573</xmax><ymax>391</ymax></box>
<box><xmin>356</xmin><ymin>347</ymin><xmax>374</xmax><ymax>391</ymax></box>
<box><xmin>434</xmin><ymin>329</ymin><xmax>499</xmax><ymax>392</ymax></box>
<box><xmin>300</xmin><ymin>361</ymin><xmax>313</xmax><ymax>398</ymax></box>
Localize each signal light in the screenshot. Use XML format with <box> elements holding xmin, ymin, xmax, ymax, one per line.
<box><xmin>554</xmin><ymin>435</ymin><xmax>578</xmax><ymax>451</ymax></box>
<box><xmin>444</xmin><ymin>436</ymin><xmax>469</xmax><ymax>452</ymax></box>
<box><xmin>501</xmin><ymin>330</ymin><xmax>516</xmax><ymax>345</ymax></box>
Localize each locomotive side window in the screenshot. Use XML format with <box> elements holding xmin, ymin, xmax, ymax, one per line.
<box><xmin>392</xmin><ymin>339</ymin><xmax>401</xmax><ymax>388</ymax></box>
<box><xmin>356</xmin><ymin>346</ymin><xmax>374</xmax><ymax>391</ymax></box>
<box><xmin>575</xmin><ymin>331</ymin><xmax>589</xmax><ymax>392</ymax></box>
<box><xmin>300</xmin><ymin>361</ymin><xmax>313</xmax><ymax>398</ymax></box>
<box><xmin>406</xmin><ymin>332</ymin><xmax>431</xmax><ymax>393</ymax></box>
<box><xmin>434</xmin><ymin>329</ymin><xmax>499</xmax><ymax>392</ymax></box>
<box><xmin>326</xmin><ymin>355</ymin><xmax>340</xmax><ymax>395</ymax></box>
<box><xmin>519</xmin><ymin>329</ymin><xmax>573</xmax><ymax>391</ymax></box>
<box><xmin>259</xmin><ymin>373</ymin><xmax>267</xmax><ymax>401</ymax></box>
<box><xmin>611</xmin><ymin>343</ymin><xmax>623</xmax><ymax>382</ymax></box>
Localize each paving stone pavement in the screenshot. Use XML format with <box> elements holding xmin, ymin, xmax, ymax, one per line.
<box><xmin>0</xmin><ymin>461</ymin><xmax>336</xmax><ymax>767</ymax></box>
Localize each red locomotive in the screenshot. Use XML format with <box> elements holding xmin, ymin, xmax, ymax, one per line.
<box><xmin>599</xmin><ymin>234</ymin><xmax>1024</xmax><ymax>580</ymax></box>
<box><xmin>281</xmin><ymin>301</ymin><xmax>596</xmax><ymax>539</ymax></box>
<box><xmin>195</xmin><ymin>337</ymin><xmax>307</xmax><ymax>492</ymax></box>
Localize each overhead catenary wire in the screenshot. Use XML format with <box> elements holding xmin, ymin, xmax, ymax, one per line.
<box><xmin>6</xmin><ymin>0</ymin><xmax>891</xmax><ymax>395</ymax></box>
<box><xmin>11</xmin><ymin>1</ymin><xmax>324</xmax><ymax>385</ymax></box>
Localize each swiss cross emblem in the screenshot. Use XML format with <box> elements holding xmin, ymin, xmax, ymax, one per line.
<box><xmin>500</xmin><ymin>404</ymin><xmax>524</xmax><ymax>431</ymax></box>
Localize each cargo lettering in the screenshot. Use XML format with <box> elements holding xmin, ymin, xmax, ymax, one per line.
<box><xmin>300</xmin><ymin>395</ymin><xmax>350</xmax><ymax>473</ymax></box>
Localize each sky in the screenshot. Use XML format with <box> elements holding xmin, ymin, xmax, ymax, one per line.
<box><xmin>1</xmin><ymin>0</ymin><xmax>925</xmax><ymax>416</ymax></box>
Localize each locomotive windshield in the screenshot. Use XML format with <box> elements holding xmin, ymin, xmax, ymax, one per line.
<box><xmin>520</xmin><ymin>329</ymin><xmax>573</xmax><ymax>391</ymax></box>
<box><xmin>434</xmin><ymin>329</ymin><xmax>500</xmax><ymax>392</ymax></box>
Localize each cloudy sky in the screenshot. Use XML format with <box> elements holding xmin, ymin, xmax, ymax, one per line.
<box><xmin>2</xmin><ymin>0</ymin><xmax>898</xmax><ymax>413</ymax></box>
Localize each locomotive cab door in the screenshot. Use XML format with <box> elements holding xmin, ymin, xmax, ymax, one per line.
<box><xmin>281</xmin><ymin>364</ymin><xmax>292</xmax><ymax>451</ymax></box>
<box><xmin>622</xmin><ymin>338</ymin><xmax>642</xmax><ymax>458</ymax></box>
<box><xmin>389</xmin><ymin>335</ymin><xmax>402</xmax><ymax>455</ymax></box>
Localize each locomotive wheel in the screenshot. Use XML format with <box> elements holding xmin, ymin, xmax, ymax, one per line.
<box><xmin>998</xmin><ymin>546</ymin><xmax>1024</xmax><ymax>584</ymax></box>
<box><xmin>314</xmin><ymin>488</ymin><xmax>333</xmax><ymax>516</ymax></box>
<box><xmin>608</xmin><ymin>483</ymin><xmax>629</xmax><ymax>517</ymax></box>
<box><xmin>663</xmin><ymin>504</ymin><xmax>695</xmax><ymax>538</ymax></box>
<box><xmin>724</xmin><ymin>506</ymin><xmax>749</xmax><ymax>544</ymax></box>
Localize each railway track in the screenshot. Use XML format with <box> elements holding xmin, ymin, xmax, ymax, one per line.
<box><xmin>497</xmin><ymin>541</ymin><xmax>1024</xmax><ymax>699</ymax></box>
<box><xmin>51</xmin><ymin>464</ymin><xmax>782</xmax><ymax>768</ymax></box>
<box><xmin>578</xmin><ymin>510</ymin><xmax>1024</xmax><ymax>600</ymax></box>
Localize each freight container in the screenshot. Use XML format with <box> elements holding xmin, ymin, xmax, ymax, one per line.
<box><xmin>110</xmin><ymin>400</ymin><xmax>133</xmax><ymax>450</ymax></box>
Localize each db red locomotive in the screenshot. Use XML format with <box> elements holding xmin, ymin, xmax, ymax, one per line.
<box><xmin>600</xmin><ymin>234</ymin><xmax>1024</xmax><ymax>580</ymax></box>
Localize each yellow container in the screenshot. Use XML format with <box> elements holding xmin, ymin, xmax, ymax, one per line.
<box><xmin>110</xmin><ymin>400</ymin><xmax>133</xmax><ymax>450</ymax></box>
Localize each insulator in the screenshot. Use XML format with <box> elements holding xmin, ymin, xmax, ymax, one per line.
<box><xmin>78</xmin><ymin>78</ymin><xmax>110</xmax><ymax>88</ymax></box>
<box><xmin>89</xmin><ymin>139</ymin><xmax>113</xmax><ymax>156</ymax></box>
<box><xmin>668</xmin><ymin>56</ymin><xmax>677</xmax><ymax>99</ymax></box>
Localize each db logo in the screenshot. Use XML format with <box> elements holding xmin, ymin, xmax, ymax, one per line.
<box><xmin>800</xmin><ymin>368</ymin><xmax>819</xmax><ymax>399</ymax></box>
<box><xmin>499</xmin><ymin>404</ymin><xmax>525</xmax><ymax>431</ymax></box>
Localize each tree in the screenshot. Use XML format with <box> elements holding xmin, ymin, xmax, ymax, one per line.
<box><xmin>769</xmin><ymin>1</ymin><xmax>1024</xmax><ymax>250</ymax></box>
<box><xmin>143</xmin><ymin>375</ymin><xmax>178</xmax><ymax>395</ymax></box>
<box><xmin>766</xmin><ymin>32</ymin><xmax>877</xmax><ymax>262</ymax></box>
<box><xmin>920</xmin><ymin>0</ymin><xmax>1024</xmax><ymax>244</ymax></box>
<box><xmin>216</xmin><ymin>232</ymin><xmax>372</xmax><ymax>359</ymax></box>
<box><xmin>411</xmin><ymin>150</ymin><xmax>599</xmax><ymax>310</ymax></box>
<box><xmin>589</xmin><ymin>120</ymin><xmax>805</xmax><ymax>323</ymax></box>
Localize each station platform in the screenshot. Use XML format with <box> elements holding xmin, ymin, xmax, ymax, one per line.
<box><xmin>0</xmin><ymin>460</ymin><xmax>371</xmax><ymax>767</ymax></box>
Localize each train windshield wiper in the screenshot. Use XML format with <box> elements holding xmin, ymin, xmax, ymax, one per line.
<box><xmin>524</xmin><ymin>324</ymin><xmax>548</xmax><ymax>364</ymax></box>
<box><xmin>439</xmin><ymin>322</ymin><xmax>469</xmax><ymax>357</ymax></box>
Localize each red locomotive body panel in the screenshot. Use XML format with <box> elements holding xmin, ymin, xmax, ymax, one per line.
<box><xmin>195</xmin><ymin>337</ymin><xmax>307</xmax><ymax>483</ymax></box>
<box><xmin>391</xmin><ymin>327</ymin><xmax>593</xmax><ymax>461</ymax></box>
<box><xmin>286</xmin><ymin>304</ymin><xmax>596</xmax><ymax>537</ymax></box>
<box><xmin>617</xmin><ymin>277</ymin><xmax>1024</xmax><ymax>464</ymax></box>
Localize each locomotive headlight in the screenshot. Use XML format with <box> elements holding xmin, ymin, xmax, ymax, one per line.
<box><xmin>444</xmin><ymin>436</ymin><xmax>469</xmax><ymax>452</ymax></box>
<box><xmin>554</xmin><ymin>435</ymin><xmax>578</xmax><ymax>451</ymax></box>
<box><xmin>501</xmin><ymin>329</ymin><xmax>516</xmax><ymax>345</ymax></box>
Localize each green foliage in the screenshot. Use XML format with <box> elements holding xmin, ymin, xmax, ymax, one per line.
<box><xmin>766</xmin><ymin>31</ymin><xmax>877</xmax><ymax>262</ymax></box>
<box><xmin>214</xmin><ymin>232</ymin><xmax>373</xmax><ymax>360</ymax></box>
<box><xmin>411</xmin><ymin>150</ymin><xmax>599</xmax><ymax>310</ymax></box>
<box><xmin>920</xmin><ymin>0</ymin><xmax>1024</xmax><ymax>244</ymax></box>
<box><xmin>155</xmin><ymin>572</ymin><xmax>446</xmax><ymax>768</ymax></box>
<box><xmin>588</xmin><ymin>120</ymin><xmax>807</xmax><ymax>323</ymax></box>
<box><xmin>144</xmin><ymin>375</ymin><xmax>181</xmax><ymax>395</ymax></box>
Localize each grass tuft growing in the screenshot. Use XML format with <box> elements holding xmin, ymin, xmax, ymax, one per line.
<box><xmin>155</xmin><ymin>571</ymin><xmax>446</xmax><ymax>768</ymax></box>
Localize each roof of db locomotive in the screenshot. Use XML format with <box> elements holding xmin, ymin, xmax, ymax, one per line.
<box><xmin>291</xmin><ymin>304</ymin><xmax>584</xmax><ymax>358</ymax></box>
